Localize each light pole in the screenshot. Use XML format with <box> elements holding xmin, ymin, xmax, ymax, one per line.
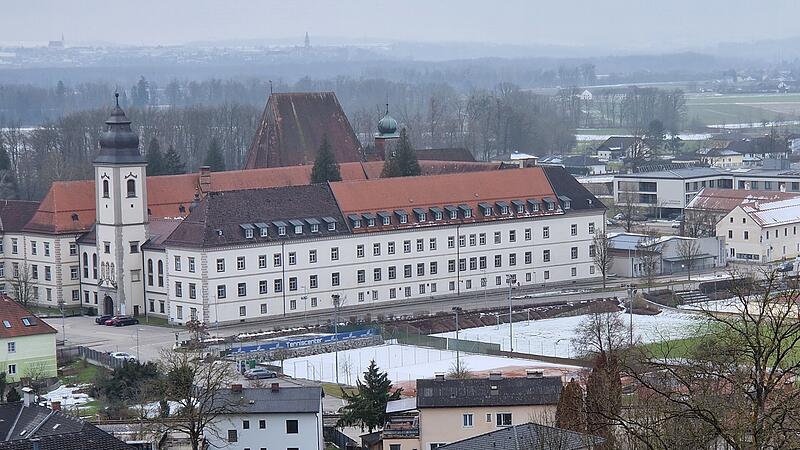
<box><xmin>452</xmin><ymin>306</ymin><xmax>462</xmax><ymax>373</ymax></box>
<box><xmin>136</xmin><ymin>327</ymin><xmax>142</xmax><ymax>360</ymax></box>
<box><xmin>301</xmin><ymin>287</ymin><xmax>308</xmax><ymax>324</ymax></box>
<box><xmin>58</xmin><ymin>301</ymin><xmax>66</xmax><ymax>344</ymax></box>
<box><xmin>506</xmin><ymin>274</ymin><xmax>516</xmax><ymax>352</ymax></box>
<box><xmin>332</xmin><ymin>294</ymin><xmax>341</xmax><ymax>385</ymax></box>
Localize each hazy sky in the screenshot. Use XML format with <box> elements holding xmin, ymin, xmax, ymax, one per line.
<box><xmin>2</xmin><ymin>0</ymin><xmax>799</xmax><ymax>50</ymax></box>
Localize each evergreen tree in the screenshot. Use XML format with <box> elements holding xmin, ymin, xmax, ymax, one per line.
<box><xmin>0</xmin><ymin>141</ymin><xmax>17</xmax><ymax>199</ymax></box>
<box><xmin>381</xmin><ymin>128</ymin><xmax>421</xmax><ymax>178</ymax></box>
<box><xmin>585</xmin><ymin>353</ymin><xmax>622</xmax><ymax>450</ymax></box>
<box><xmin>203</xmin><ymin>138</ymin><xmax>226</xmax><ymax>172</ymax></box>
<box><xmin>146</xmin><ymin>137</ymin><xmax>164</xmax><ymax>176</ymax></box>
<box><xmin>556</xmin><ymin>377</ymin><xmax>586</xmax><ymax>433</ymax></box>
<box><xmin>310</xmin><ymin>135</ymin><xmax>341</xmax><ymax>183</ymax></box>
<box><xmin>6</xmin><ymin>387</ymin><xmax>20</xmax><ymax>403</ymax></box>
<box><xmin>0</xmin><ymin>372</ymin><xmax>7</xmax><ymax>403</ymax></box>
<box><xmin>163</xmin><ymin>145</ymin><xmax>186</xmax><ymax>175</ymax></box>
<box><xmin>337</xmin><ymin>360</ymin><xmax>402</xmax><ymax>432</ymax></box>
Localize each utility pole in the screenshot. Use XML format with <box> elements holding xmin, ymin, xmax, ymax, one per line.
<box><xmin>332</xmin><ymin>294</ymin><xmax>341</xmax><ymax>385</ymax></box>
<box><xmin>506</xmin><ymin>274</ymin><xmax>515</xmax><ymax>352</ymax></box>
<box><xmin>452</xmin><ymin>306</ymin><xmax>462</xmax><ymax>373</ymax></box>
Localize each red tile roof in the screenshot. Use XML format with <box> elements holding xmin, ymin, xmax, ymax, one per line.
<box><xmin>245</xmin><ymin>92</ymin><xmax>363</xmax><ymax>168</ymax></box>
<box><xmin>0</xmin><ymin>200</ymin><xmax>39</xmax><ymax>232</ymax></box>
<box><xmin>686</xmin><ymin>188</ymin><xmax>800</xmax><ymax>214</ymax></box>
<box><xmin>330</xmin><ymin>167</ymin><xmax>563</xmax><ymax>232</ymax></box>
<box><xmin>0</xmin><ymin>295</ymin><xmax>57</xmax><ymax>338</ymax></box>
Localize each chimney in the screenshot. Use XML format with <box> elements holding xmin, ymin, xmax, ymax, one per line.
<box><xmin>434</xmin><ymin>373</ymin><xmax>445</xmax><ymax>381</ymax></box>
<box><xmin>526</xmin><ymin>369</ymin><xmax>544</xmax><ymax>379</ymax></box>
<box><xmin>199</xmin><ymin>166</ymin><xmax>211</xmax><ymax>194</ymax></box>
<box><xmin>51</xmin><ymin>401</ymin><xmax>61</xmax><ymax>411</ymax></box>
<box><xmin>21</xmin><ymin>387</ymin><xmax>34</xmax><ymax>407</ymax></box>
<box><xmin>230</xmin><ymin>384</ymin><xmax>243</xmax><ymax>393</ymax></box>
<box><xmin>488</xmin><ymin>372</ymin><xmax>503</xmax><ymax>380</ymax></box>
<box><xmin>270</xmin><ymin>383</ymin><xmax>280</xmax><ymax>392</ymax></box>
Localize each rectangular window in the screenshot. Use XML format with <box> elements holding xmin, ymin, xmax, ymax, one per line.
<box><xmin>463</xmin><ymin>413</ymin><xmax>473</xmax><ymax>427</ymax></box>
<box><xmin>290</xmin><ymin>299</ymin><xmax>297</xmax><ymax>310</ymax></box>
<box><xmin>259</xmin><ymin>419</ymin><xmax>266</xmax><ymax>429</ymax></box>
<box><xmin>509</xmin><ymin>253</ymin><xmax>517</xmax><ymax>266</ymax></box>
<box><xmin>310</xmin><ymin>275</ymin><xmax>318</xmax><ymax>289</ymax></box>
<box><xmin>448</xmin><ymin>260</ymin><xmax>456</xmax><ymax>273</ymax></box>
<box><xmin>543</xmin><ymin>227</ymin><xmax>550</xmax><ymax>239</ymax></box>
<box><xmin>496</xmin><ymin>413</ymin><xmax>512</xmax><ymax>427</ymax></box>
<box><xmin>30</xmin><ymin>241</ymin><xmax>37</xmax><ymax>255</ymax></box>
<box><xmin>588</xmin><ymin>222</ymin><xmax>595</xmax><ymax>234</ymax></box>
<box><xmin>388</xmin><ymin>266</ymin><xmax>397</xmax><ymax>279</ymax></box>
<box><xmin>44</xmin><ymin>266</ymin><xmax>51</xmax><ymax>281</ymax></box>
<box><xmin>129</xmin><ymin>241</ymin><xmax>139</xmax><ymax>254</ymax></box>
<box><xmin>274</xmin><ymin>279</ymin><xmax>283</xmax><ymax>293</ymax></box>
<box><xmin>258</xmin><ymin>255</ymin><xmax>267</xmax><ymax>268</ymax></box>
<box><xmin>494</xmin><ymin>232</ymin><xmax>501</xmax><ymax>244</ymax></box>
<box><xmin>459</xmin><ymin>235</ymin><xmax>466</xmax><ymax>247</ymax></box>
<box><xmin>404</xmin><ymin>265</ymin><xmax>412</xmax><ymax>278</ymax></box>
<box><xmin>227</xmin><ymin>430</ymin><xmax>237</xmax><ymax>443</ymax></box>
<box><xmin>417</xmin><ymin>263</ymin><xmax>425</xmax><ymax>276</ymax></box>
<box><xmin>403</xmin><ymin>240</ymin><xmax>412</xmax><ymax>253</ymax></box>
<box><xmin>470</xmin><ymin>257</ymin><xmax>477</xmax><ymax>271</ymax></box>
<box><xmin>332</xmin><ymin>272</ymin><xmax>340</xmax><ymax>286</ymax></box>
<box><xmin>238</xmin><ymin>283</ymin><xmax>247</xmax><ymax>297</ymax></box>
<box><xmin>309</xmin><ymin>250</ymin><xmax>317</xmax><ymax>263</ymax></box>
<box><xmin>430</xmin><ymin>261</ymin><xmax>438</xmax><ymax>274</ymax></box>
<box><xmin>373</xmin><ymin>243</ymin><xmax>381</xmax><ymax>256</ymax></box>
<box><xmin>494</xmin><ymin>255</ymin><xmax>502</xmax><ymax>268</ymax></box>
<box><xmin>459</xmin><ymin>259</ymin><xmax>467</xmax><ymax>271</ymax></box>
<box><xmin>571</xmin><ymin>267</ymin><xmax>577</xmax><ymax>277</ymax></box>
<box><xmin>288</xmin><ymin>252</ymin><xmax>296</xmax><ymax>265</ymax></box>
<box><xmin>448</xmin><ymin>236</ymin><xmax>455</xmax><ymax>249</ymax></box>
<box><xmin>259</xmin><ymin>280</ymin><xmax>268</xmax><ymax>294</ymax></box>
<box><xmin>543</xmin><ymin>250</ymin><xmax>551</xmax><ymax>262</ymax></box>
<box><xmin>286</xmin><ymin>419</ymin><xmax>299</xmax><ymax>434</ymax></box>
<box><xmin>175</xmin><ymin>282</ymin><xmax>182</xmax><ymax>297</ymax></box>
<box><xmin>69</xmin><ymin>242</ymin><xmax>77</xmax><ymax>256</ymax></box>
<box><xmin>189</xmin><ymin>283</ymin><xmax>196</xmax><ymax>299</ymax></box>
<box><xmin>188</xmin><ymin>257</ymin><xmax>195</xmax><ymax>272</ymax></box>
<box><xmin>429</xmin><ymin>238</ymin><xmax>437</xmax><ymax>250</ymax></box>
<box><xmin>571</xmin><ymin>224</ymin><xmax>578</xmax><ymax>236</ymax></box>
<box><xmin>390</xmin><ymin>288</ymin><xmax>397</xmax><ymax>299</ymax></box>
<box><xmin>589</xmin><ymin>245</ymin><xmax>596</xmax><ymax>258</ymax></box>
<box><xmin>357</xmin><ymin>245</ymin><xmax>365</xmax><ymax>258</ymax></box>
<box><xmin>217</xmin><ymin>285</ymin><xmax>226</xmax><ymax>299</ymax></box>
<box><xmin>311</xmin><ymin>297</ymin><xmax>318</xmax><ymax>307</ymax></box>
<box><xmin>7</xmin><ymin>365</ymin><xmax>15</xmax><ymax>375</ymax></box>
<box><xmin>416</xmin><ymin>239</ymin><xmax>424</xmax><ymax>252</ymax></box>
<box><xmin>331</xmin><ymin>247</ymin><xmax>339</xmax><ymax>261</ymax></box>
<box><xmin>544</xmin><ymin>270</ymin><xmax>550</xmax><ymax>280</ymax></box>
<box><xmin>479</xmin><ymin>256</ymin><xmax>487</xmax><ymax>269</ymax></box>
<box><xmin>216</xmin><ymin>258</ymin><xmax>225</xmax><ymax>272</ymax></box>
<box><xmin>571</xmin><ymin>247</ymin><xmax>578</xmax><ymax>259</ymax></box>
<box><xmin>374</xmin><ymin>268</ymin><xmax>381</xmax><ymax>282</ymax></box>
<box><xmin>288</xmin><ymin>277</ymin><xmax>298</xmax><ymax>291</ymax></box>
<box><xmin>509</xmin><ymin>230</ymin><xmax>516</xmax><ymax>242</ymax></box>
<box><xmin>273</xmin><ymin>253</ymin><xmax>282</xmax><ymax>266</ymax></box>
<box><xmin>525</xmin><ymin>251</ymin><xmax>532</xmax><ymax>264</ymax></box>
<box><xmin>237</xmin><ymin>256</ymin><xmax>246</xmax><ymax>270</ymax></box>
<box><xmin>469</xmin><ymin>234</ymin><xmax>477</xmax><ymax>246</ymax></box>
<box><xmin>479</xmin><ymin>233</ymin><xmax>486</xmax><ymax>245</ymax></box>
<box><xmin>7</xmin><ymin>342</ymin><xmax>15</xmax><ymax>353</ymax></box>
<box><xmin>174</xmin><ymin>256</ymin><xmax>181</xmax><ymax>271</ymax></box>
<box><xmin>388</xmin><ymin>241</ymin><xmax>395</xmax><ymax>254</ymax></box>
<box><xmin>525</xmin><ymin>228</ymin><xmax>532</xmax><ymax>240</ymax></box>
<box><xmin>358</xmin><ymin>270</ymin><xmax>366</xmax><ymax>283</ymax></box>
<box><xmin>404</xmin><ymin>286</ymin><xmax>411</xmax><ymax>297</ymax></box>
<box><xmin>242</xmin><ymin>420</ymin><xmax>250</xmax><ymax>430</ymax></box>
<box><xmin>70</xmin><ymin>266</ymin><xmax>79</xmax><ymax>280</ymax></box>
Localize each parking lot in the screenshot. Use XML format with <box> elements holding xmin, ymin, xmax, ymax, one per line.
<box><xmin>45</xmin><ymin>316</ymin><xmax>183</xmax><ymax>362</ymax></box>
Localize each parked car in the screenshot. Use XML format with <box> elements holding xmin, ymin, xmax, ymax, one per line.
<box><xmin>95</xmin><ymin>314</ymin><xmax>113</xmax><ymax>325</ymax></box>
<box><xmin>109</xmin><ymin>351</ymin><xmax>136</xmax><ymax>362</ymax></box>
<box><xmin>777</xmin><ymin>262</ymin><xmax>794</xmax><ymax>273</ymax></box>
<box><xmin>613</xmin><ymin>213</ymin><xmax>625</xmax><ymax>220</ymax></box>
<box><xmin>107</xmin><ymin>316</ymin><xmax>139</xmax><ymax>327</ymax></box>
<box><xmin>244</xmin><ymin>368</ymin><xmax>278</xmax><ymax>380</ymax></box>
<box><xmin>671</xmin><ymin>221</ymin><xmax>681</xmax><ymax>229</ymax></box>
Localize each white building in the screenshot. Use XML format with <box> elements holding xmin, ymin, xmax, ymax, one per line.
<box><xmin>160</xmin><ymin>167</ymin><xmax>605</xmax><ymax>325</ymax></box>
<box><xmin>205</xmin><ymin>384</ymin><xmax>324</xmax><ymax>450</ymax></box>
<box><xmin>717</xmin><ymin>196</ymin><xmax>800</xmax><ymax>263</ymax></box>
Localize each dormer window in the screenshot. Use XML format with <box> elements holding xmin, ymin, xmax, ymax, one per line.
<box><xmin>245</xmin><ymin>229</ymin><xmax>253</xmax><ymax>238</ymax></box>
<box><xmin>413</xmin><ymin>209</ymin><xmax>427</xmax><ymax>222</ymax></box>
<box><xmin>478</xmin><ymin>203</ymin><xmax>493</xmax><ymax>216</ymax></box>
<box><xmin>435</xmin><ymin>211</ymin><xmax>442</xmax><ymax>220</ymax></box>
<box><xmin>328</xmin><ymin>222</ymin><xmax>336</xmax><ymax>231</ymax></box>
<box><xmin>126</xmin><ymin>179</ymin><xmax>136</xmax><ymax>198</ymax></box>
<box><xmin>458</xmin><ymin>204</ymin><xmax>473</xmax><ymax>219</ymax></box>
<box><xmin>368</xmin><ymin>218</ymin><xmax>375</xmax><ymax>227</ymax></box>
<box><xmin>564</xmin><ymin>200</ymin><xmax>571</xmax><ymax>209</ymax></box>
<box><xmin>496</xmin><ymin>202</ymin><xmax>509</xmax><ymax>215</ymax></box>
<box><xmin>431</xmin><ymin>207</ymin><xmax>444</xmax><ymax>221</ymax></box>
<box><xmin>260</xmin><ymin>228</ymin><xmax>268</xmax><ymax>237</ymax></box>
<box><xmin>383</xmin><ymin>216</ymin><xmax>391</xmax><ymax>225</ymax></box>
<box><xmin>254</xmin><ymin>223</ymin><xmax>269</xmax><ymax>238</ymax></box>
<box><xmin>278</xmin><ymin>226</ymin><xmax>286</xmax><ymax>236</ymax></box>
<box><xmin>311</xmin><ymin>224</ymin><xmax>319</xmax><ymax>233</ymax></box>
<box><xmin>295</xmin><ymin>226</ymin><xmax>303</xmax><ymax>234</ymax></box>
<box><xmin>395</xmin><ymin>210</ymin><xmax>409</xmax><ymax>224</ymax></box>
<box><xmin>450</xmin><ymin>210</ymin><xmax>457</xmax><ymax>219</ymax></box>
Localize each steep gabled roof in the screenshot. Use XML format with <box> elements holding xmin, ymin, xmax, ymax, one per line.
<box><xmin>686</xmin><ymin>188</ymin><xmax>800</xmax><ymax>214</ymax></box>
<box><xmin>416</xmin><ymin>147</ymin><xmax>476</xmax><ymax>162</ymax></box>
<box><xmin>541</xmin><ymin>166</ymin><xmax>605</xmax><ymax>211</ymax></box>
<box><xmin>0</xmin><ymin>201</ymin><xmax>39</xmax><ymax>233</ymax></box>
<box><xmin>440</xmin><ymin>422</ymin><xmax>603</xmax><ymax>450</ymax></box>
<box><xmin>740</xmin><ymin>196</ymin><xmax>800</xmax><ymax>227</ymax></box>
<box><xmin>245</xmin><ymin>92</ymin><xmax>363</xmax><ymax>168</ymax></box>
<box><xmin>0</xmin><ymin>296</ymin><xmax>57</xmax><ymax>339</ymax></box>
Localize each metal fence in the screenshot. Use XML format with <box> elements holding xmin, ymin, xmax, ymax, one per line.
<box><xmin>74</xmin><ymin>345</ymin><xmax>126</xmax><ymax>369</ymax></box>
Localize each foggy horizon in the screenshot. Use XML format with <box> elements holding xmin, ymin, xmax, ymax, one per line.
<box><xmin>3</xmin><ymin>0</ymin><xmax>800</xmax><ymax>53</ymax></box>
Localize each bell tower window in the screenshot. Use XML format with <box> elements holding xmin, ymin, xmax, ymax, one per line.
<box><xmin>102</xmin><ymin>179</ymin><xmax>110</xmax><ymax>198</ymax></box>
<box><xmin>126</xmin><ymin>179</ymin><xmax>136</xmax><ymax>198</ymax></box>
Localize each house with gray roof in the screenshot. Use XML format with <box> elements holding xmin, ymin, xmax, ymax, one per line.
<box><xmin>205</xmin><ymin>384</ymin><xmax>324</xmax><ymax>450</ymax></box>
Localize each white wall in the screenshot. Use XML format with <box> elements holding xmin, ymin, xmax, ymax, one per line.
<box><xmin>206</xmin><ymin>411</ymin><xmax>323</xmax><ymax>450</ymax></box>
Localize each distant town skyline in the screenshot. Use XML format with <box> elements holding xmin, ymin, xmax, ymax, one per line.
<box><xmin>2</xmin><ymin>0</ymin><xmax>800</xmax><ymax>53</ymax></box>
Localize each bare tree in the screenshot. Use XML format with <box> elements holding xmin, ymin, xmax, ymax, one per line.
<box><xmin>622</xmin><ymin>269</ymin><xmax>800</xmax><ymax>449</ymax></box>
<box><xmin>446</xmin><ymin>358</ymin><xmax>472</xmax><ymax>379</ymax></box>
<box><xmin>616</xmin><ymin>190</ymin><xmax>640</xmax><ymax>233</ymax></box>
<box><xmin>638</xmin><ymin>233</ymin><xmax>664</xmax><ymax>292</ymax></box>
<box><xmin>676</xmin><ymin>238</ymin><xmax>703</xmax><ymax>281</ymax></box>
<box><xmin>10</xmin><ymin>263</ymin><xmax>34</xmax><ymax>308</ymax></box>
<box><xmin>572</xmin><ymin>312</ymin><xmax>628</xmax><ymax>357</ymax></box>
<box><xmin>157</xmin><ymin>349</ymin><xmax>241</xmax><ymax>450</ymax></box>
<box><xmin>591</xmin><ymin>233</ymin><xmax>615</xmax><ymax>288</ymax></box>
<box><xmin>683</xmin><ymin>209</ymin><xmax>718</xmax><ymax>238</ymax></box>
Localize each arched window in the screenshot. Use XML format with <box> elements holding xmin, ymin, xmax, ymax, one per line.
<box><xmin>147</xmin><ymin>259</ymin><xmax>154</xmax><ymax>286</ymax></box>
<box><xmin>82</xmin><ymin>252</ymin><xmax>89</xmax><ymax>278</ymax></box>
<box><xmin>157</xmin><ymin>260</ymin><xmax>164</xmax><ymax>287</ymax></box>
<box><xmin>92</xmin><ymin>253</ymin><xmax>98</xmax><ymax>279</ymax></box>
<box><xmin>126</xmin><ymin>179</ymin><xmax>136</xmax><ymax>198</ymax></box>
<box><xmin>102</xmin><ymin>179</ymin><xmax>110</xmax><ymax>198</ymax></box>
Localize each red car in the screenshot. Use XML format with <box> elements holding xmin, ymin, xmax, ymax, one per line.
<box><xmin>104</xmin><ymin>316</ymin><xmax>139</xmax><ymax>326</ymax></box>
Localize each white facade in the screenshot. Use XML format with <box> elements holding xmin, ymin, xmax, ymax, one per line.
<box><xmin>166</xmin><ymin>211</ymin><xmax>603</xmax><ymax>325</ymax></box>
<box><xmin>717</xmin><ymin>200</ymin><xmax>800</xmax><ymax>263</ymax></box>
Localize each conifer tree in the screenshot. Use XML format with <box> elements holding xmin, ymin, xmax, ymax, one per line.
<box><xmin>586</xmin><ymin>353</ymin><xmax>622</xmax><ymax>450</ymax></box>
<box><xmin>556</xmin><ymin>377</ymin><xmax>586</xmax><ymax>433</ymax></box>
<box><xmin>146</xmin><ymin>137</ymin><xmax>164</xmax><ymax>176</ymax></box>
<box><xmin>0</xmin><ymin>141</ymin><xmax>17</xmax><ymax>199</ymax></box>
<box><xmin>310</xmin><ymin>135</ymin><xmax>341</xmax><ymax>183</ymax></box>
<box><xmin>6</xmin><ymin>387</ymin><xmax>20</xmax><ymax>403</ymax></box>
<box><xmin>163</xmin><ymin>145</ymin><xmax>186</xmax><ymax>175</ymax></box>
<box><xmin>337</xmin><ymin>360</ymin><xmax>402</xmax><ymax>432</ymax></box>
<box><xmin>203</xmin><ymin>138</ymin><xmax>226</xmax><ymax>172</ymax></box>
<box><xmin>381</xmin><ymin>128</ymin><xmax>421</xmax><ymax>178</ymax></box>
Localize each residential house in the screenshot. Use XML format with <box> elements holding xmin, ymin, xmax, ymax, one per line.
<box><xmin>0</xmin><ymin>295</ymin><xmax>56</xmax><ymax>382</ymax></box>
<box><xmin>0</xmin><ymin>388</ymin><xmax>133</xmax><ymax>449</ymax></box>
<box><xmin>370</xmin><ymin>372</ymin><xmax>563</xmax><ymax>450</ymax></box>
<box><xmin>717</xmin><ymin>196</ymin><xmax>800</xmax><ymax>263</ymax></box>
<box><xmin>439</xmin><ymin>422</ymin><xmax>603</xmax><ymax>450</ymax></box>
<box><xmin>204</xmin><ymin>384</ymin><xmax>324</xmax><ymax>450</ymax></box>
<box><xmin>608</xmin><ymin>233</ymin><xmax>723</xmax><ymax>277</ymax></box>
<box><xmin>595</xmin><ymin>136</ymin><xmax>650</xmax><ymax>161</ymax></box>
<box><xmin>685</xmin><ymin>188</ymin><xmax>800</xmax><ymax>237</ymax></box>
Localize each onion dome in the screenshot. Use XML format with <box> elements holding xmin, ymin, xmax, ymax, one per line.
<box><xmin>377</xmin><ymin>103</ymin><xmax>399</xmax><ymax>136</ymax></box>
<box><xmin>94</xmin><ymin>93</ymin><xmax>145</xmax><ymax>164</ymax></box>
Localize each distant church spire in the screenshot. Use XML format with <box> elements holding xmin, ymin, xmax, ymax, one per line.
<box><xmin>304</xmin><ymin>32</ymin><xmax>311</xmax><ymax>49</ymax></box>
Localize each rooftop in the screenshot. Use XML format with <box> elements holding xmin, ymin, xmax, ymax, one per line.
<box><xmin>741</xmin><ymin>196</ymin><xmax>800</xmax><ymax>227</ymax></box>
<box><xmin>416</xmin><ymin>375</ymin><xmax>562</xmax><ymax>409</ymax></box>
<box><xmin>686</xmin><ymin>188</ymin><xmax>800</xmax><ymax>213</ymax></box>
<box><xmin>0</xmin><ymin>200</ymin><xmax>38</xmax><ymax>233</ymax></box>
<box><xmin>0</xmin><ymin>296</ymin><xmax>57</xmax><ymax>339</ymax></box>
<box><xmin>439</xmin><ymin>422</ymin><xmax>603</xmax><ymax>450</ymax></box>
<box><xmin>213</xmin><ymin>386</ymin><xmax>322</xmax><ymax>414</ymax></box>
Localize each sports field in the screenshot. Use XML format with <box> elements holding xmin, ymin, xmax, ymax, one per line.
<box><xmin>686</xmin><ymin>93</ymin><xmax>800</xmax><ymax>125</ymax></box>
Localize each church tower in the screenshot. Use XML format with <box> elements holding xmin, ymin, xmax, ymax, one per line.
<box><xmin>94</xmin><ymin>93</ymin><xmax>148</xmax><ymax>316</ymax></box>
<box><xmin>373</xmin><ymin>104</ymin><xmax>400</xmax><ymax>160</ymax></box>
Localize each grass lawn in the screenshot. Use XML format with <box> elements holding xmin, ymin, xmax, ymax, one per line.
<box><xmin>640</xmin><ymin>336</ymin><xmax>704</xmax><ymax>359</ymax></box>
<box><xmin>60</xmin><ymin>359</ymin><xmax>107</xmax><ymax>385</ymax></box>
<box><xmin>320</xmin><ymin>382</ymin><xmax>357</xmax><ymax>398</ymax></box>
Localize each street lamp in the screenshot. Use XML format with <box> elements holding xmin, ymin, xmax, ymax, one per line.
<box><xmin>506</xmin><ymin>274</ymin><xmax>516</xmax><ymax>352</ymax></box>
<box><xmin>452</xmin><ymin>306</ymin><xmax>463</xmax><ymax>373</ymax></box>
